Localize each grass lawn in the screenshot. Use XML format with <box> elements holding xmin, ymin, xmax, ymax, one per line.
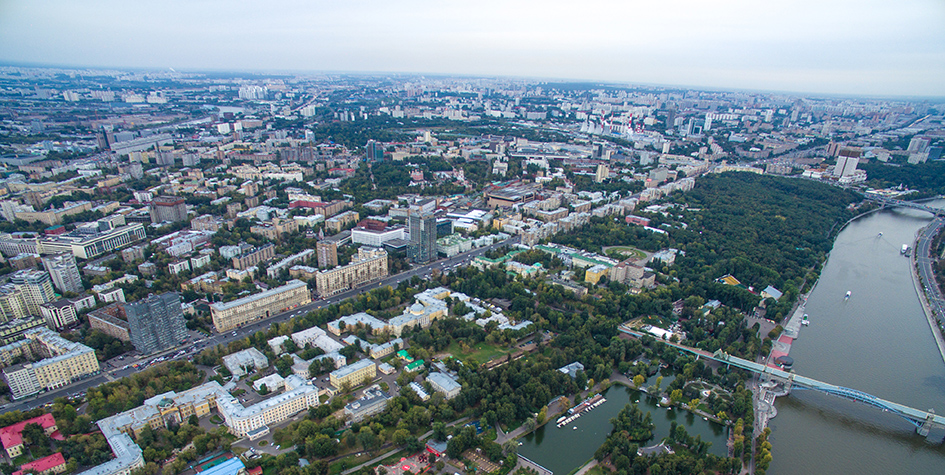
<box><xmin>329</xmin><ymin>451</ymin><xmax>377</xmax><ymax>475</ymax></box>
<box><xmin>258</xmin><ymin>440</ymin><xmax>269</xmax><ymax>446</ymax></box>
<box><xmin>445</xmin><ymin>341</ymin><xmax>509</xmax><ymax>365</ymax></box>
<box><xmin>210</xmin><ymin>415</ymin><xmax>224</xmax><ymax>424</ymax></box>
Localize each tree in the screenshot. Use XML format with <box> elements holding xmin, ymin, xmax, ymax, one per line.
<box><xmin>22</xmin><ymin>423</ymin><xmax>48</xmax><ymax>448</ymax></box>
<box><xmin>633</xmin><ymin>374</ymin><xmax>645</xmax><ymax>387</ymax></box>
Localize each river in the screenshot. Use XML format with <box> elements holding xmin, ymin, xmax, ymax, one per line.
<box><xmin>769</xmin><ymin>200</ymin><xmax>945</xmax><ymax>474</ymax></box>
<box><xmin>518</xmin><ymin>376</ymin><xmax>727</xmax><ymax>475</ymax></box>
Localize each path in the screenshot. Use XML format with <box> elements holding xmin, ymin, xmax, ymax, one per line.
<box><xmin>340</xmin><ymin>417</ymin><xmax>471</xmax><ymax>475</ymax></box>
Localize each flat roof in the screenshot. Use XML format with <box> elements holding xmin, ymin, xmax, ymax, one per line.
<box><xmin>210</xmin><ymin>280</ymin><xmax>307</xmax><ymax>311</ymax></box>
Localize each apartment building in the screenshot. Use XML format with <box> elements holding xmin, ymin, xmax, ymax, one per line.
<box><xmin>315</xmin><ymin>247</ymin><xmax>388</xmax><ymax>297</ymax></box>
<box><xmin>1</xmin><ymin>328</ymin><xmax>100</xmax><ymax>399</ymax></box>
<box><xmin>210</xmin><ymin>280</ymin><xmax>311</xmax><ymax>332</ymax></box>
<box><xmin>231</xmin><ymin>243</ymin><xmax>275</xmax><ymax>270</ymax></box>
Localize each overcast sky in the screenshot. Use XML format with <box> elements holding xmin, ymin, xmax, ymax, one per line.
<box><xmin>1</xmin><ymin>0</ymin><xmax>943</xmax><ymax>97</ymax></box>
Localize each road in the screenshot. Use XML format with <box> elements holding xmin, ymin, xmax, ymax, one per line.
<box><xmin>913</xmin><ymin>216</ymin><xmax>945</xmax><ymax>361</ymax></box>
<box><xmin>2</xmin><ymin>236</ymin><xmax>520</xmax><ymax>413</ymax></box>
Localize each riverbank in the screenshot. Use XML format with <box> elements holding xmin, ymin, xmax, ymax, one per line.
<box><xmin>910</xmin><ymin>219</ymin><xmax>945</xmax><ymax>364</ymax></box>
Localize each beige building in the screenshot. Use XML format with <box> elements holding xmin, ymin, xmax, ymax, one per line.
<box><xmin>250</xmin><ymin>218</ymin><xmax>299</xmax><ymax>241</ymax></box>
<box><xmin>16</xmin><ymin>201</ymin><xmax>92</xmax><ymax>225</ymax></box>
<box><xmin>1</xmin><ymin>328</ymin><xmax>100</xmax><ymax>399</ymax></box>
<box><xmin>232</xmin><ymin>243</ymin><xmax>275</xmax><ymax>270</ymax></box>
<box><xmin>329</xmin><ymin>359</ymin><xmax>376</xmax><ymax>389</ymax></box>
<box><xmin>87</xmin><ymin>303</ymin><xmax>132</xmax><ymax>341</ymax></box>
<box><xmin>210</xmin><ymin>280</ymin><xmax>311</xmax><ymax>332</ymax></box>
<box><xmin>325</xmin><ymin>210</ymin><xmax>359</xmax><ymax>233</ymax></box>
<box><xmin>315</xmin><ymin>247</ymin><xmax>388</xmax><ymax>297</ymax></box>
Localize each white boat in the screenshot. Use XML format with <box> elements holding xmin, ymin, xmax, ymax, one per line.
<box><xmin>878</xmin><ymin>232</ymin><xmax>883</xmax><ymax>237</ymax></box>
<box><xmin>802</xmin><ymin>314</ymin><xmax>809</xmax><ymax>326</ymax></box>
<box><xmin>844</xmin><ymin>291</ymin><xmax>851</xmax><ymax>300</ymax></box>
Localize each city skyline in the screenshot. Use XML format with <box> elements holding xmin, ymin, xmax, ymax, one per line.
<box><xmin>0</xmin><ymin>0</ymin><xmax>943</xmax><ymax>97</ymax></box>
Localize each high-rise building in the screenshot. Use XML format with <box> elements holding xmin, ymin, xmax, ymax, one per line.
<box><xmin>123</xmin><ymin>293</ymin><xmax>186</xmax><ymax>355</ymax></box>
<box><xmin>834</xmin><ymin>148</ymin><xmax>862</xmax><ymax>177</ymax></box>
<box><xmin>316</xmin><ymin>241</ymin><xmax>338</xmax><ymax>268</ymax></box>
<box><xmin>10</xmin><ymin>270</ymin><xmax>55</xmax><ymax>316</ymax></box>
<box><xmin>907</xmin><ymin>136</ymin><xmax>931</xmax><ymax>154</ymax></box>
<box><xmin>149</xmin><ymin>196</ymin><xmax>188</xmax><ymax>224</ymax></box>
<box><xmin>408</xmin><ymin>211</ymin><xmax>436</xmax><ymax>264</ymax></box>
<box><xmin>595</xmin><ymin>164</ymin><xmax>610</xmax><ymax>183</ymax></box>
<box><xmin>41</xmin><ymin>253</ymin><xmax>83</xmax><ymax>294</ymax></box>
<box><xmin>366</xmin><ymin>140</ymin><xmax>383</xmax><ymax>162</ymax></box>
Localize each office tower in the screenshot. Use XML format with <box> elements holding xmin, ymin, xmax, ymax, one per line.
<box><xmin>366</xmin><ymin>140</ymin><xmax>383</xmax><ymax>162</ymax></box>
<box><xmin>42</xmin><ymin>253</ymin><xmax>83</xmax><ymax>294</ymax></box>
<box><xmin>149</xmin><ymin>196</ymin><xmax>188</xmax><ymax>223</ymax></box>
<box><xmin>408</xmin><ymin>211</ymin><xmax>436</xmax><ymax>264</ymax></box>
<box><xmin>317</xmin><ymin>241</ymin><xmax>338</xmax><ymax>268</ymax></box>
<box><xmin>123</xmin><ymin>293</ymin><xmax>186</xmax><ymax>355</ymax></box>
<box><xmin>10</xmin><ymin>270</ymin><xmax>55</xmax><ymax>316</ymax></box>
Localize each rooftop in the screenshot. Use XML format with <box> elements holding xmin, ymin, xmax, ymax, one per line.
<box><xmin>210</xmin><ymin>279</ymin><xmax>307</xmax><ymax>311</ymax></box>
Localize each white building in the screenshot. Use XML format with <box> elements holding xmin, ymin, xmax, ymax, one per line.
<box><xmin>222</xmin><ymin>348</ymin><xmax>269</xmax><ymax>377</ymax></box>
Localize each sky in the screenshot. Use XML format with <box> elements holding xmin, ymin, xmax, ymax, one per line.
<box><xmin>0</xmin><ymin>0</ymin><xmax>943</xmax><ymax>97</ymax></box>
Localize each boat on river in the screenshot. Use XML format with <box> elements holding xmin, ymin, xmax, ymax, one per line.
<box><xmin>844</xmin><ymin>291</ymin><xmax>851</xmax><ymax>300</ymax></box>
<box><xmin>802</xmin><ymin>314</ymin><xmax>810</xmax><ymax>326</ymax></box>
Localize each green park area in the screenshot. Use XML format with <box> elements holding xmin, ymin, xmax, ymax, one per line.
<box><xmin>445</xmin><ymin>340</ymin><xmax>509</xmax><ymax>366</ymax></box>
<box><xmin>602</xmin><ymin>246</ymin><xmax>647</xmax><ymax>261</ymax></box>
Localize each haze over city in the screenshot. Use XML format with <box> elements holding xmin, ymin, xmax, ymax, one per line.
<box><xmin>1</xmin><ymin>0</ymin><xmax>944</xmax><ymax>96</ymax></box>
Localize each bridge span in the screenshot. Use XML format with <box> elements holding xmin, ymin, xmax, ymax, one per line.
<box><xmin>619</xmin><ymin>326</ymin><xmax>945</xmax><ymax>440</ymax></box>
<box><xmin>862</xmin><ymin>194</ymin><xmax>945</xmax><ymax>217</ymax></box>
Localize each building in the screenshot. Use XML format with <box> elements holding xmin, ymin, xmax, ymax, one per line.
<box><xmin>343</xmin><ymin>385</ymin><xmax>390</xmax><ymax>423</ymax></box>
<box><xmin>39</xmin><ymin>299</ymin><xmax>78</xmax><ymax>330</ymax></box>
<box><xmin>250</xmin><ymin>218</ymin><xmax>299</xmax><ymax>241</ymax></box>
<box><xmin>210</xmin><ymin>280</ymin><xmax>311</xmax><ymax>332</ymax></box>
<box><xmin>216</xmin><ymin>375</ymin><xmax>320</xmax><ymax>437</ymax></box>
<box><xmin>329</xmin><ymin>359</ymin><xmax>376</xmax><ymax>389</ymax></box>
<box><xmin>15</xmin><ymin>201</ymin><xmax>92</xmax><ymax>226</ymax></box>
<box><xmin>408</xmin><ymin>211</ymin><xmax>437</xmax><ymax>264</ymax></box>
<box><xmin>0</xmin><ymin>286</ymin><xmax>30</xmax><ymax>323</ymax></box>
<box><xmin>315</xmin><ymin>248</ymin><xmax>388</xmax><ymax>297</ymax></box>
<box><xmin>408</xmin><ymin>382</ymin><xmax>430</xmax><ymax>401</ymax></box>
<box><xmin>327</xmin><ymin>312</ymin><xmax>390</xmax><ymax>336</ymax></box>
<box><xmin>595</xmin><ymin>164</ymin><xmax>610</xmax><ymax>183</ymax></box>
<box><xmin>427</xmin><ymin>372</ymin><xmax>461</xmax><ymax>399</ymax></box>
<box><xmin>558</xmin><ymin>362</ymin><xmax>584</xmax><ymax>379</ymax></box>
<box><xmin>222</xmin><ymin>348</ymin><xmax>269</xmax><ymax>377</ymax></box>
<box><xmin>123</xmin><ymin>293</ymin><xmax>186</xmax><ymax>355</ymax></box>
<box><xmin>87</xmin><ymin>303</ymin><xmax>131</xmax><ymax>342</ymax></box>
<box><xmin>10</xmin><ymin>269</ymin><xmax>55</xmax><ymax>316</ymax></box>
<box><xmin>232</xmin><ymin>243</ymin><xmax>275</xmax><ymax>270</ymax></box>
<box><xmin>168</xmin><ymin>260</ymin><xmax>190</xmax><ymax>275</ymax></box>
<box><xmin>316</xmin><ymin>241</ymin><xmax>338</xmax><ymax>268</ymax></box>
<box><xmin>36</xmin><ymin>222</ymin><xmax>146</xmax><ymax>260</ymax></box>
<box><xmin>0</xmin><ymin>413</ymin><xmax>59</xmax><ymax>458</ymax></box>
<box><xmin>149</xmin><ymin>196</ymin><xmax>188</xmax><ymax>223</ymax></box>
<box><xmin>41</xmin><ymin>253</ymin><xmax>83</xmax><ymax>294</ymax></box>
<box><xmin>12</xmin><ymin>452</ymin><xmax>66</xmax><ymax>475</ymax></box>
<box><xmin>325</xmin><ymin>211</ymin><xmax>359</xmax><ymax>233</ymax></box>
<box><xmin>351</xmin><ymin>226</ymin><xmax>405</xmax><ymax>248</ymax></box>
<box><xmin>1</xmin><ymin>328</ymin><xmax>100</xmax><ymax>399</ymax></box>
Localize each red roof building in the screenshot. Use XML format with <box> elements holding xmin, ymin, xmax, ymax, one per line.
<box><xmin>247</xmin><ymin>467</ymin><xmax>263</xmax><ymax>475</ymax></box>
<box><xmin>0</xmin><ymin>414</ymin><xmax>60</xmax><ymax>458</ymax></box>
<box><xmin>12</xmin><ymin>452</ymin><xmax>66</xmax><ymax>475</ymax></box>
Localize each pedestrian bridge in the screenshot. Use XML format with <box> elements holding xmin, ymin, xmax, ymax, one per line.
<box><xmin>862</xmin><ymin>194</ymin><xmax>945</xmax><ymax>217</ymax></box>
<box><xmin>618</xmin><ymin>327</ymin><xmax>945</xmax><ymax>440</ymax></box>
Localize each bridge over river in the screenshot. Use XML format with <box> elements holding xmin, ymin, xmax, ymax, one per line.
<box><xmin>619</xmin><ymin>326</ymin><xmax>945</xmax><ymax>441</ymax></box>
<box><xmin>861</xmin><ymin>194</ymin><xmax>945</xmax><ymax>217</ymax></box>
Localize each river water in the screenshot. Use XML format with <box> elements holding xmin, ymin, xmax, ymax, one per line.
<box><xmin>518</xmin><ymin>376</ymin><xmax>727</xmax><ymax>475</ymax></box>
<box><xmin>769</xmin><ymin>200</ymin><xmax>945</xmax><ymax>474</ymax></box>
